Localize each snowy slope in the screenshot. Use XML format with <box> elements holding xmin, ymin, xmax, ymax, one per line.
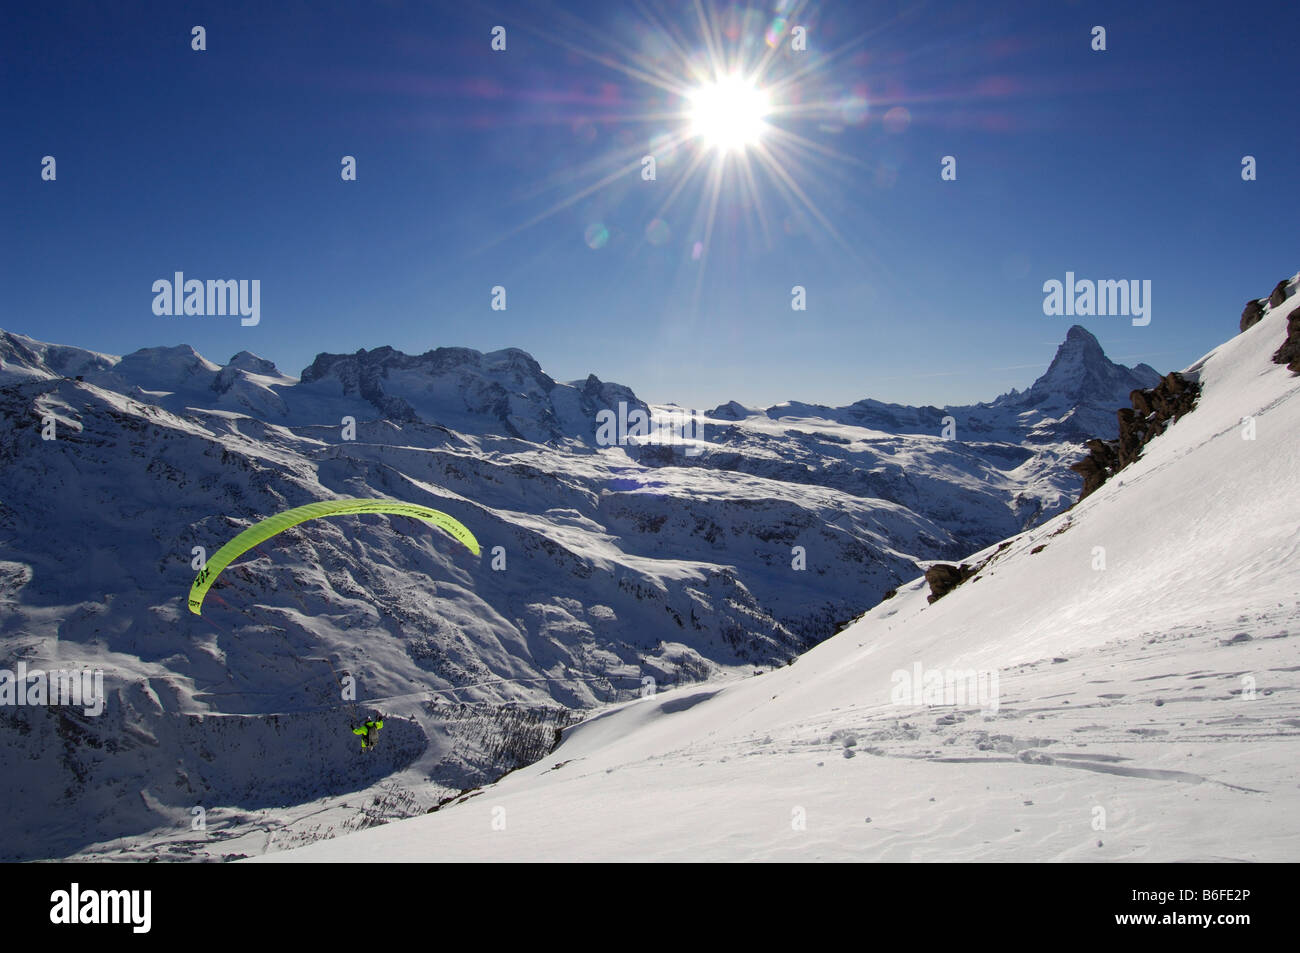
<box><xmin>263</xmin><ymin>297</ymin><xmax>1300</xmax><ymax>862</ymax></box>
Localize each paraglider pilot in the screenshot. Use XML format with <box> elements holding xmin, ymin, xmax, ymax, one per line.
<box><xmin>352</xmin><ymin>716</ymin><xmax>384</xmax><ymax>750</ymax></box>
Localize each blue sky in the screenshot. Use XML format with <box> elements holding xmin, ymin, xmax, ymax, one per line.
<box><xmin>3</xmin><ymin>0</ymin><xmax>1296</xmax><ymax>409</ymax></box>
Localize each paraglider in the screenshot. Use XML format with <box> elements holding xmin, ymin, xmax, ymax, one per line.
<box><xmin>187</xmin><ymin>497</ymin><xmax>480</xmax><ymax>615</ymax></box>
<box><xmin>352</xmin><ymin>715</ymin><xmax>385</xmax><ymax>750</ymax></box>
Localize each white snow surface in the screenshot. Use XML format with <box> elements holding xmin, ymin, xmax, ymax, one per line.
<box><xmin>264</xmin><ymin>298</ymin><xmax>1300</xmax><ymax>862</ymax></box>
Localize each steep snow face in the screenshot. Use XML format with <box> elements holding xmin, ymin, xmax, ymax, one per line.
<box><xmin>263</xmin><ymin>301</ymin><xmax>1300</xmax><ymax>863</ymax></box>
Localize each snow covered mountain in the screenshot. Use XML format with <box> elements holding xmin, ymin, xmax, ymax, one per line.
<box><xmin>263</xmin><ymin>281</ymin><xmax>1300</xmax><ymax>863</ymax></box>
<box><xmin>0</xmin><ymin>320</ymin><xmax>1176</xmax><ymax>860</ymax></box>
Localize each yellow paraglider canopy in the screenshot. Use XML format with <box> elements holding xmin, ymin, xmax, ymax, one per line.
<box><xmin>188</xmin><ymin>498</ymin><xmax>480</xmax><ymax>615</ymax></box>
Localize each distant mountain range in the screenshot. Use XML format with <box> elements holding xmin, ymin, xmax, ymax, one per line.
<box><xmin>2</xmin><ymin>322</ymin><xmax>1156</xmax><ymax>444</ymax></box>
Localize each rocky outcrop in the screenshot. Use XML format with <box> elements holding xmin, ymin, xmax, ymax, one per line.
<box><xmin>924</xmin><ymin>563</ymin><xmax>978</xmax><ymax>603</ymax></box>
<box><xmin>923</xmin><ymin>539</ymin><xmax>1019</xmax><ymax>603</ymax></box>
<box><xmin>1069</xmin><ymin>372</ymin><xmax>1200</xmax><ymax>502</ymax></box>
<box><xmin>1274</xmin><ymin>310</ymin><xmax>1300</xmax><ymax>372</ymax></box>
<box><xmin>1236</xmin><ymin>275</ymin><xmax>1299</xmax><ymax>372</ymax></box>
<box><xmin>1241</xmin><ymin>299</ymin><xmax>1266</xmax><ymax>332</ymax></box>
<box><xmin>1270</xmin><ymin>280</ymin><xmax>1291</xmax><ymax>309</ymax></box>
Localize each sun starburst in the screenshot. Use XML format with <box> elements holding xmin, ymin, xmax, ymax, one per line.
<box><xmin>471</xmin><ymin>0</ymin><xmax>894</xmax><ymax>294</ymax></box>
<box><xmin>687</xmin><ymin>73</ymin><xmax>771</xmax><ymax>154</ymax></box>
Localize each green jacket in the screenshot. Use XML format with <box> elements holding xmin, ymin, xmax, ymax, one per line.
<box><xmin>352</xmin><ymin>719</ymin><xmax>384</xmax><ymax>738</ymax></box>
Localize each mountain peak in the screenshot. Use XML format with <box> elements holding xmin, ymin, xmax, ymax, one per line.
<box><xmin>227</xmin><ymin>351</ymin><xmax>281</xmax><ymax>376</ymax></box>
<box><xmin>1031</xmin><ymin>326</ymin><xmax>1120</xmax><ymax>395</ymax></box>
<box><xmin>1047</xmin><ymin>325</ymin><xmax>1109</xmax><ymax>375</ymax></box>
<box><xmin>994</xmin><ymin>324</ymin><xmax>1163</xmax><ymax>439</ymax></box>
<box><xmin>1062</xmin><ymin>324</ymin><xmax>1102</xmax><ymax>349</ymax></box>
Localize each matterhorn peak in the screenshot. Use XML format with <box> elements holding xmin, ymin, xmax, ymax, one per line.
<box><xmin>1062</xmin><ymin>323</ymin><xmax>1103</xmax><ymax>349</ymax></box>
<box><xmin>1025</xmin><ymin>324</ymin><xmax>1151</xmax><ymax>404</ymax></box>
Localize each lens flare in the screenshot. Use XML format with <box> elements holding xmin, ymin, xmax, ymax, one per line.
<box><xmin>645</xmin><ymin>218</ymin><xmax>671</xmax><ymax>245</ymax></box>
<box><xmin>765</xmin><ymin>17</ymin><xmax>788</xmax><ymax>48</ymax></box>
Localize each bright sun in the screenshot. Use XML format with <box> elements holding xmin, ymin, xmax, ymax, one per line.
<box><xmin>687</xmin><ymin>74</ymin><xmax>771</xmax><ymax>154</ymax></box>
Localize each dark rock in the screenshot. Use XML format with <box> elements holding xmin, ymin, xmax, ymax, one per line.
<box><xmin>925</xmin><ymin>562</ymin><xmax>978</xmax><ymax>603</ymax></box>
<box><xmin>1241</xmin><ymin>299</ymin><xmax>1265</xmax><ymax>332</ymax></box>
<box><xmin>1269</xmin><ymin>279</ymin><xmax>1290</xmax><ymax>309</ymax></box>
<box><xmin>1070</xmin><ymin>371</ymin><xmax>1200</xmax><ymax>502</ymax></box>
<box><xmin>1068</xmin><ymin>452</ymin><xmax>1109</xmax><ymax>499</ymax></box>
<box><xmin>1273</xmin><ymin>311</ymin><xmax>1300</xmax><ymax>372</ymax></box>
<box><xmin>1085</xmin><ymin>438</ymin><xmax>1117</xmax><ymax>468</ymax></box>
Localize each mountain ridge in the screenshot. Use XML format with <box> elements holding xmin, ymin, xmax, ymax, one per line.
<box><xmin>1</xmin><ymin>323</ymin><xmax>1158</xmax><ymax>446</ymax></box>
